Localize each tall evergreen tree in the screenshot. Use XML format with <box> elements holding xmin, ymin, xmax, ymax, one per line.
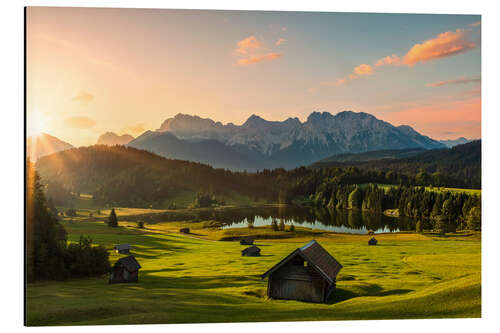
<box><xmin>107</xmin><ymin>208</ymin><xmax>118</xmax><ymax>227</ymax></box>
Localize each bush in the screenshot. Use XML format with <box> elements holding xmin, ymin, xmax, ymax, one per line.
<box><xmin>137</xmin><ymin>221</ymin><xmax>145</xmax><ymax>228</ymax></box>
<box><xmin>65</xmin><ymin>235</ymin><xmax>110</xmax><ymax>278</ymax></box>
<box><xmin>271</xmin><ymin>219</ymin><xmax>278</xmax><ymax>231</ymax></box>
<box><xmin>289</xmin><ymin>225</ymin><xmax>295</xmax><ymax>232</ymax></box>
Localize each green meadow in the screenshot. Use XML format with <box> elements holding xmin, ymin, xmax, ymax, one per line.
<box><xmin>26</xmin><ymin>217</ymin><xmax>481</xmax><ymax>326</ymax></box>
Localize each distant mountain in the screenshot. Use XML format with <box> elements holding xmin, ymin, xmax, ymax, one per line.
<box><xmin>315</xmin><ymin>148</ymin><xmax>426</xmax><ymax>164</ymax></box>
<box><xmin>128</xmin><ymin>131</ymin><xmax>262</xmax><ymax>170</ymax></box>
<box><xmin>134</xmin><ymin>111</ymin><xmax>446</xmax><ymax>171</ymax></box>
<box><xmin>27</xmin><ymin>133</ymin><xmax>74</xmax><ymax>160</ymax></box>
<box><xmin>439</xmin><ymin>137</ymin><xmax>472</xmax><ymax>148</ymax></box>
<box><xmin>311</xmin><ymin>140</ymin><xmax>481</xmax><ymax>188</ymax></box>
<box><xmin>97</xmin><ymin>132</ymin><xmax>134</xmax><ymax>145</ymax></box>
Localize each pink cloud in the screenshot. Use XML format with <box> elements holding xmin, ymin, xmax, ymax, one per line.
<box><xmin>375</xmin><ymin>54</ymin><xmax>401</xmax><ymax>67</ymax></box>
<box><xmin>237</xmin><ymin>53</ymin><xmax>283</xmax><ymax>65</ymax></box>
<box><xmin>275</xmin><ymin>38</ymin><xmax>287</xmax><ymax>46</ymax></box>
<box><xmin>402</xmin><ymin>29</ymin><xmax>476</xmax><ymax>66</ymax></box>
<box><xmin>426</xmin><ymin>76</ymin><xmax>481</xmax><ymax>87</ymax></box>
<box><xmin>354</xmin><ymin>64</ymin><xmax>374</xmax><ymax>75</ymax></box>
<box><xmin>470</xmin><ymin>21</ymin><xmax>481</xmax><ymax>27</ymax></box>
<box><xmin>235</xmin><ymin>35</ymin><xmax>262</xmax><ymax>55</ymax></box>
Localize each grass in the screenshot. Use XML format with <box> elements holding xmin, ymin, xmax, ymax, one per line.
<box><xmin>26</xmin><ymin>219</ymin><xmax>481</xmax><ymax>326</ymax></box>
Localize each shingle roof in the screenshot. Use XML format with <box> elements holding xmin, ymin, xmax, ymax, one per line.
<box><xmin>242</xmin><ymin>245</ymin><xmax>260</xmax><ymax>254</ymax></box>
<box><xmin>262</xmin><ymin>240</ymin><xmax>342</xmax><ymax>284</ymax></box>
<box><xmin>115</xmin><ymin>255</ymin><xmax>141</xmax><ymax>272</ymax></box>
<box><xmin>115</xmin><ymin>244</ymin><xmax>131</xmax><ymax>251</ymax></box>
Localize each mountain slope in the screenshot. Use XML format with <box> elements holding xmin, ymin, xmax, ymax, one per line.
<box><xmin>27</xmin><ymin>133</ymin><xmax>74</xmax><ymax>160</ymax></box>
<box><xmin>128</xmin><ymin>131</ymin><xmax>264</xmax><ymax>170</ymax></box>
<box><xmin>141</xmin><ymin>111</ymin><xmax>445</xmax><ymax>170</ymax></box>
<box><xmin>315</xmin><ymin>148</ymin><xmax>427</xmax><ymax>164</ymax></box>
<box><xmin>97</xmin><ymin>132</ymin><xmax>134</xmax><ymax>145</ymax></box>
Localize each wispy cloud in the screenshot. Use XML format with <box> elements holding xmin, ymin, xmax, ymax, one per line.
<box><xmin>123</xmin><ymin>123</ymin><xmax>146</xmax><ymax>135</ymax></box>
<box><xmin>330</xmin><ymin>27</ymin><xmax>478</xmax><ymax>86</ymax></box>
<box><xmin>235</xmin><ymin>35</ymin><xmax>283</xmax><ymax>66</ymax></box>
<box><xmin>402</xmin><ymin>29</ymin><xmax>476</xmax><ymax>66</ymax></box>
<box><xmin>238</xmin><ymin>53</ymin><xmax>283</xmax><ymax>65</ymax></box>
<box><xmin>470</xmin><ymin>21</ymin><xmax>481</xmax><ymax>27</ymax></box>
<box><xmin>276</xmin><ymin>38</ymin><xmax>286</xmax><ymax>46</ymax></box>
<box><xmin>65</xmin><ymin>116</ymin><xmax>96</xmax><ymax>129</ymax></box>
<box><xmin>72</xmin><ymin>91</ymin><xmax>94</xmax><ymax>104</ymax></box>
<box><xmin>354</xmin><ymin>64</ymin><xmax>374</xmax><ymax>75</ymax></box>
<box><xmin>426</xmin><ymin>76</ymin><xmax>481</xmax><ymax>87</ymax></box>
<box><xmin>235</xmin><ymin>35</ymin><xmax>262</xmax><ymax>55</ymax></box>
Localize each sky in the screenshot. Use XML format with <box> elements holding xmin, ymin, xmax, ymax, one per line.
<box><xmin>26</xmin><ymin>7</ymin><xmax>481</xmax><ymax>147</ymax></box>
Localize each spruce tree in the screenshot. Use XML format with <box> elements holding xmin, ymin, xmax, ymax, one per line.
<box><xmin>107</xmin><ymin>208</ymin><xmax>118</xmax><ymax>227</ymax></box>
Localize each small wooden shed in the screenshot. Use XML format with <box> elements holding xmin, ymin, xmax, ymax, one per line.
<box><xmin>242</xmin><ymin>245</ymin><xmax>261</xmax><ymax>257</ymax></box>
<box><xmin>240</xmin><ymin>237</ymin><xmax>254</xmax><ymax>245</ymax></box>
<box><xmin>368</xmin><ymin>237</ymin><xmax>378</xmax><ymax>245</ymax></box>
<box><xmin>180</xmin><ymin>227</ymin><xmax>190</xmax><ymax>234</ymax></box>
<box><xmin>114</xmin><ymin>244</ymin><xmax>131</xmax><ymax>254</ymax></box>
<box><xmin>262</xmin><ymin>240</ymin><xmax>342</xmax><ymax>303</ymax></box>
<box><xmin>109</xmin><ymin>255</ymin><xmax>141</xmax><ymax>284</ymax></box>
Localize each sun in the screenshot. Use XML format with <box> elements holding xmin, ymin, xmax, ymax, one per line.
<box><xmin>27</xmin><ymin>109</ymin><xmax>48</xmax><ymax>138</ymax></box>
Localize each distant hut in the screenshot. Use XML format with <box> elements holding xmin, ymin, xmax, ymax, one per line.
<box><xmin>109</xmin><ymin>255</ymin><xmax>141</xmax><ymax>284</ymax></box>
<box><xmin>368</xmin><ymin>237</ymin><xmax>378</xmax><ymax>245</ymax></box>
<box><xmin>114</xmin><ymin>244</ymin><xmax>131</xmax><ymax>254</ymax></box>
<box><xmin>180</xmin><ymin>227</ymin><xmax>190</xmax><ymax>234</ymax></box>
<box><xmin>242</xmin><ymin>245</ymin><xmax>261</xmax><ymax>257</ymax></box>
<box><xmin>240</xmin><ymin>237</ymin><xmax>254</xmax><ymax>245</ymax></box>
<box><xmin>262</xmin><ymin>240</ymin><xmax>342</xmax><ymax>303</ymax></box>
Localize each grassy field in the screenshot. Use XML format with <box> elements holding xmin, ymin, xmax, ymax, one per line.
<box><xmin>26</xmin><ymin>219</ymin><xmax>481</xmax><ymax>326</ymax></box>
<box><xmin>361</xmin><ymin>184</ymin><xmax>481</xmax><ymax>196</ymax></box>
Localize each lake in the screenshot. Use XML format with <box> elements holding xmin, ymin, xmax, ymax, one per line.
<box><xmin>206</xmin><ymin>206</ymin><xmax>416</xmax><ymax>234</ymax></box>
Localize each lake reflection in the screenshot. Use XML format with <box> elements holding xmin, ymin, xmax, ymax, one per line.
<box><xmin>212</xmin><ymin>206</ymin><xmax>415</xmax><ymax>234</ymax></box>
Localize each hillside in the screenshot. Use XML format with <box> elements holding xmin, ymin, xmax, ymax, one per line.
<box><xmin>311</xmin><ymin>140</ymin><xmax>481</xmax><ymax>188</ymax></box>
<box><xmin>35</xmin><ymin>145</ymin><xmax>275</xmax><ymax>207</ymax></box>
<box><xmin>316</xmin><ymin>148</ymin><xmax>426</xmax><ymax>163</ymax></box>
<box><xmin>27</xmin><ymin>133</ymin><xmax>74</xmax><ymax>160</ymax></box>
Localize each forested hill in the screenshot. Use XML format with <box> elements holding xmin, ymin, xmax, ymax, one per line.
<box><xmin>35</xmin><ymin>145</ymin><xmax>276</xmax><ymax>207</ymax></box>
<box><xmin>311</xmin><ymin>140</ymin><xmax>481</xmax><ymax>189</ymax></box>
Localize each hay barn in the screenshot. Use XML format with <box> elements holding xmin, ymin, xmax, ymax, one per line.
<box><xmin>109</xmin><ymin>255</ymin><xmax>141</xmax><ymax>284</ymax></box>
<box><xmin>368</xmin><ymin>237</ymin><xmax>378</xmax><ymax>245</ymax></box>
<box><xmin>242</xmin><ymin>245</ymin><xmax>261</xmax><ymax>257</ymax></box>
<box><xmin>114</xmin><ymin>244</ymin><xmax>131</xmax><ymax>254</ymax></box>
<box><xmin>262</xmin><ymin>240</ymin><xmax>342</xmax><ymax>303</ymax></box>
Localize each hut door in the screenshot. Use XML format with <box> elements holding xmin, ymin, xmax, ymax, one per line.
<box><xmin>272</xmin><ymin>279</ymin><xmax>323</xmax><ymax>303</ymax></box>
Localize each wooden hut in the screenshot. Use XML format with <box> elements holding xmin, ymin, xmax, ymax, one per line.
<box><xmin>109</xmin><ymin>255</ymin><xmax>141</xmax><ymax>284</ymax></box>
<box><xmin>242</xmin><ymin>245</ymin><xmax>261</xmax><ymax>257</ymax></box>
<box><xmin>180</xmin><ymin>227</ymin><xmax>190</xmax><ymax>234</ymax></box>
<box><xmin>368</xmin><ymin>237</ymin><xmax>378</xmax><ymax>245</ymax></box>
<box><xmin>240</xmin><ymin>237</ymin><xmax>254</xmax><ymax>245</ymax></box>
<box><xmin>262</xmin><ymin>240</ymin><xmax>342</xmax><ymax>303</ymax></box>
<box><xmin>114</xmin><ymin>244</ymin><xmax>131</xmax><ymax>254</ymax></box>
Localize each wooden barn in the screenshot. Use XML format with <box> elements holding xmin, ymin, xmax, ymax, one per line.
<box><xmin>368</xmin><ymin>237</ymin><xmax>378</xmax><ymax>245</ymax></box>
<box><xmin>109</xmin><ymin>255</ymin><xmax>141</xmax><ymax>284</ymax></box>
<box><xmin>262</xmin><ymin>240</ymin><xmax>342</xmax><ymax>303</ymax></box>
<box><xmin>242</xmin><ymin>245</ymin><xmax>261</xmax><ymax>257</ymax></box>
<box><xmin>114</xmin><ymin>244</ymin><xmax>131</xmax><ymax>254</ymax></box>
<box><xmin>240</xmin><ymin>237</ymin><xmax>254</xmax><ymax>245</ymax></box>
<box><xmin>180</xmin><ymin>227</ymin><xmax>190</xmax><ymax>234</ymax></box>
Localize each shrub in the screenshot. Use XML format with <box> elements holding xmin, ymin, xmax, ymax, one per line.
<box><xmin>289</xmin><ymin>225</ymin><xmax>295</xmax><ymax>232</ymax></box>
<box><xmin>65</xmin><ymin>208</ymin><xmax>77</xmax><ymax>217</ymax></box>
<box><xmin>137</xmin><ymin>221</ymin><xmax>145</xmax><ymax>228</ymax></box>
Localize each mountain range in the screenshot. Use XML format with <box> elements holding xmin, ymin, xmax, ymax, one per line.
<box><xmin>97</xmin><ymin>132</ymin><xmax>135</xmax><ymax>146</ymax></box>
<box><xmin>439</xmin><ymin>137</ymin><xmax>473</xmax><ymax>148</ymax></box>
<box><xmin>27</xmin><ymin>133</ymin><xmax>74</xmax><ymax>160</ymax></box>
<box><xmin>127</xmin><ymin>111</ymin><xmax>445</xmax><ymax>170</ymax></box>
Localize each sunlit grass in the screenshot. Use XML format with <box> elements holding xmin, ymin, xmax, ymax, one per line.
<box><xmin>26</xmin><ymin>219</ymin><xmax>481</xmax><ymax>326</ymax></box>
